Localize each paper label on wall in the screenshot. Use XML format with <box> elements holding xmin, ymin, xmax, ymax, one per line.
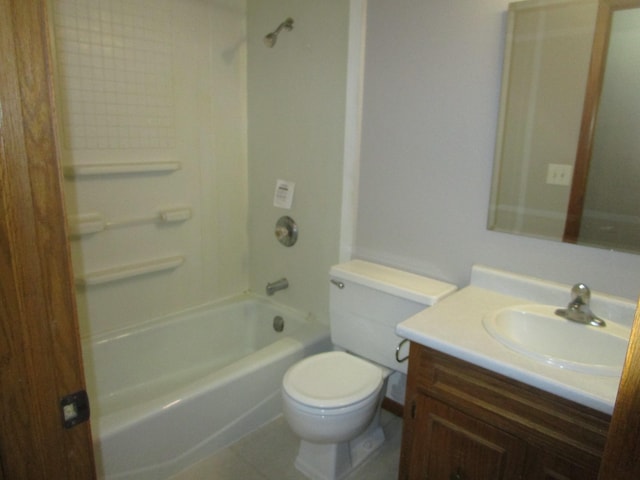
<box><xmin>273</xmin><ymin>179</ymin><xmax>295</xmax><ymax>209</ymax></box>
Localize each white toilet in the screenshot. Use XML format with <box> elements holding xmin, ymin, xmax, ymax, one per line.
<box><xmin>282</xmin><ymin>260</ymin><xmax>456</xmax><ymax>480</ymax></box>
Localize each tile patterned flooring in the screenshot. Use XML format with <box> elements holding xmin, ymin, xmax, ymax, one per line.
<box><xmin>169</xmin><ymin>410</ymin><xmax>403</xmax><ymax>480</ymax></box>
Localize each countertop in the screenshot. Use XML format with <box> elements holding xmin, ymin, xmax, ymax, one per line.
<box><xmin>396</xmin><ymin>266</ymin><xmax>637</xmax><ymax>415</ymax></box>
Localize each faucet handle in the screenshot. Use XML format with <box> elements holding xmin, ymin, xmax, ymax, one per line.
<box><xmin>571</xmin><ymin>283</ymin><xmax>591</xmax><ymax>304</ymax></box>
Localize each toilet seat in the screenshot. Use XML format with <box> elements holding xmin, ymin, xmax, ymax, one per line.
<box><xmin>283</xmin><ymin>351</ymin><xmax>383</xmax><ymax>409</ymax></box>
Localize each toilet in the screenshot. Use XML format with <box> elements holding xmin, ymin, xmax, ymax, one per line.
<box><xmin>282</xmin><ymin>260</ymin><xmax>456</xmax><ymax>480</ymax></box>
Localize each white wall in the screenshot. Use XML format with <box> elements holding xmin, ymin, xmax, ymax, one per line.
<box><xmin>355</xmin><ymin>0</ymin><xmax>640</xmax><ymax>301</ymax></box>
<box><xmin>246</xmin><ymin>0</ymin><xmax>350</xmax><ymax>324</ymax></box>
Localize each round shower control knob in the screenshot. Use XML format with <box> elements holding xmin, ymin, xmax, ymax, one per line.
<box><xmin>275</xmin><ymin>216</ymin><xmax>298</xmax><ymax>246</ymax></box>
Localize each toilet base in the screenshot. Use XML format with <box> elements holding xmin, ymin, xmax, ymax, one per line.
<box><xmin>293</xmin><ymin>414</ymin><xmax>385</xmax><ymax>480</ymax></box>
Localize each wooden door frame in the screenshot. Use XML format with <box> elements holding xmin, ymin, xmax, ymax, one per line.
<box><xmin>0</xmin><ymin>0</ymin><xmax>95</xmax><ymax>478</ymax></box>
<box><xmin>599</xmin><ymin>301</ymin><xmax>640</xmax><ymax>478</ymax></box>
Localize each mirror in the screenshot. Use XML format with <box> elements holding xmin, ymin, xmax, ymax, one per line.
<box><xmin>489</xmin><ymin>0</ymin><xmax>640</xmax><ymax>254</ymax></box>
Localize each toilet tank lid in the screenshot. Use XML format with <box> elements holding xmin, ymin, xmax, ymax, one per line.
<box><xmin>330</xmin><ymin>260</ymin><xmax>457</xmax><ymax>306</ymax></box>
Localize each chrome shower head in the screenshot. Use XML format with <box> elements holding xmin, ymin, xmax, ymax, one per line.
<box><xmin>264</xmin><ymin>17</ymin><xmax>294</xmax><ymax>48</ymax></box>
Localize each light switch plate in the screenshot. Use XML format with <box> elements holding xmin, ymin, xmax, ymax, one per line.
<box><xmin>546</xmin><ymin>164</ymin><xmax>573</xmax><ymax>186</ymax></box>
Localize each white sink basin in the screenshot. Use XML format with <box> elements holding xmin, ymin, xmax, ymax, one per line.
<box><xmin>482</xmin><ymin>305</ymin><xmax>630</xmax><ymax>376</ymax></box>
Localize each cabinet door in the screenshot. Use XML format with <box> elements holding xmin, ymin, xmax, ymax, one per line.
<box><xmin>405</xmin><ymin>396</ymin><xmax>526</xmax><ymax>480</ymax></box>
<box><xmin>523</xmin><ymin>447</ymin><xmax>600</xmax><ymax>480</ymax></box>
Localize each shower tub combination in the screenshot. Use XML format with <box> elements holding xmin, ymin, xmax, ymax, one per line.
<box><xmin>83</xmin><ymin>294</ymin><xmax>330</xmax><ymax>479</ymax></box>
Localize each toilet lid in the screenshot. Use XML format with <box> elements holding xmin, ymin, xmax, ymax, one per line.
<box><xmin>283</xmin><ymin>351</ymin><xmax>383</xmax><ymax>409</ymax></box>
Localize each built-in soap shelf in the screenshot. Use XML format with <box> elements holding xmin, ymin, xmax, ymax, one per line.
<box><xmin>76</xmin><ymin>255</ymin><xmax>185</xmax><ymax>287</ymax></box>
<box><xmin>68</xmin><ymin>206</ymin><xmax>192</xmax><ymax>237</ymax></box>
<box><xmin>63</xmin><ymin>161</ymin><xmax>181</xmax><ymax>178</ymax></box>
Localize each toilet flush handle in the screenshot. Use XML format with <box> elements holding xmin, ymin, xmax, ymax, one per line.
<box><xmin>395</xmin><ymin>339</ymin><xmax>409</xmax><ymax>363</ymax></box>
<box><xmin>330</xmin><ymin>279</ymin><xmax>344</xmax><ymax>289</ymax></box>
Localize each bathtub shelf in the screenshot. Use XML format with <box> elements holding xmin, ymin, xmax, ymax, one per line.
<box><xmin>68</xmin><ymin>207</ymin><xmax>192</xmax><ymax>237</ymax></box>
<box><xmin>76</xmin><ymin>255</ymin><xmax>185</xmax><ymax>287</ymax></box>
<box><xmin>63</xmin><ymin>161</ymin><xmax>182</xmax><ymax>178</ymax></box>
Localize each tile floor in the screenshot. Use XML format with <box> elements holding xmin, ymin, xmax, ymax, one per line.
<box><xmin>169</xmin><ymin>409</ymin><xmax>403</xmax><ymax>480</ymax></box>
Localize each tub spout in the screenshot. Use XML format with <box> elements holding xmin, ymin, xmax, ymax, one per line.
<box><xmin>266</xmin><ymin>278</ymin><xmax>289</xmax><ymax>296</ymax></box>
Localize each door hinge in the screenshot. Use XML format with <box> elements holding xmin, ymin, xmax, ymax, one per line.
<box><xmin>411</xmin><ymin>400</ymin><xmax>417</xmax><ymax>419</ymax></box>
<box><xmin>60</xmin><ymin>390</ymin><xmax>90</xmax><ymax>429</ymax></box>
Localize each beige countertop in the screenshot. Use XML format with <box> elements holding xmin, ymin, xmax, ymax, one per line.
<box><xmin>396</xmin><ymin>266</ymin><xmax>636</xmax><ymax>415</ymax></box>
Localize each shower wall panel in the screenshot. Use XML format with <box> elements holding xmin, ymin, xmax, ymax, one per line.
<box><xmin>246</xmin><ymin>0</ymin><xmax>350</xmax><ymax>325</ymax></box>
<box><xmin>53</xmin><ymin>0</ymin><xmax>249</xmax><ymax>337</ymax></box>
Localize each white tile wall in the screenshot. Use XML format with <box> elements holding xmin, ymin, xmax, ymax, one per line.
<box><xmin>53</xmin><ymin>0</ymin><xmax>175</xmax><ymax>149</ymax></box>
<box><xmin>54</xmin><ymin>0</ymin><xmax>249</xmax><ymax>337</ymax></box>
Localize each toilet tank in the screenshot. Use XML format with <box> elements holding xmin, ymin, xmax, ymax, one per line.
<box><xmin>329</xmin><ymin>260</ymin><xmax>457</xmax><ymax>374</ymax></box>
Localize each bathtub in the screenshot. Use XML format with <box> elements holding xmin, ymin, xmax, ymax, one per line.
<box><xmin>82</xmin><ymin>294</ymin><xmax>331</xmax><ymax>479</ymax></box>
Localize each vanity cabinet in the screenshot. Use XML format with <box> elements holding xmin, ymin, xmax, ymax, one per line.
<box><xmin>399</xmin><ymin>343</ymin><xmax>611</xmax><ymax>480</ymax></box>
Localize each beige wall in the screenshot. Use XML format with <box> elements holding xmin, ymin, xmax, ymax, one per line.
<box><xmin>246</xmin><ymin>0</ymin><xmax>350</xmax><ymax>324</ymax></box>
<box><xmin>55</xmin><ymin>0</ymin><xmax>249</xmax><ymax>336</ymax></box>
<box><xmin>56</xmin><ymin>0</ymin><xmax>352</xmax><ymax>336</ymax></box>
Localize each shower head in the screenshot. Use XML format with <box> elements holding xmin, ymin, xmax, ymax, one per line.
<box><xmin>264</xmin><ymin>17</ymin><xmax>294</xmax><ymax>48</ymax></box>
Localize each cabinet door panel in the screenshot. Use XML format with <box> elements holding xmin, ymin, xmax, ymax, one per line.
<box><xmin>523</xmin><ymin>447</ymin><xmax>600</xmax><ymax>480</ymax></box>
<box><xmin>407</xmin><ymin>396</ymin><xmax>526</xmax><ymax>480</ymax></box>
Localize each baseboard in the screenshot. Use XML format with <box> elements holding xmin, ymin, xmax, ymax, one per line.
<box><xmin>381</xmin><ymin>397</ymin><xmax>403</xmax><ymax>417</ymax></box>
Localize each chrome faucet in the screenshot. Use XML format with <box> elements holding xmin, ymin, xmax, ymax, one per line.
<box><xmin>266</xmin><ymin>278</ymin><xmax>289</xmax><ymax>296</ymax></box>
<box><xmin>555</xmin><ymin>283</ymin><xmax>606</xmax><ymax>327</ymax></box>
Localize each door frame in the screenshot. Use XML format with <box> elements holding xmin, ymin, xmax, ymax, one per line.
<box><xmin>0</xmin><ymin>0</ymin><xmax>95</xmax><ymax>477</ymax></box>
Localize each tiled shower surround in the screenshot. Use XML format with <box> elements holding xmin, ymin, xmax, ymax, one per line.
<box><xmin>53</xmin><ymin>0</ymin><xmax>175</xmax><ymax>150</ymax></box>
<box><xmin>53</xmin><ymin>0</ymin><xmax>249</xmax><ymax>337</ymax></box>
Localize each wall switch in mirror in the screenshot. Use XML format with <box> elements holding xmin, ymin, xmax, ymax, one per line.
<box><xmin>546</xmin><ymin>164</ymin><xmax>573</xmax><ymax>186</ymax></box>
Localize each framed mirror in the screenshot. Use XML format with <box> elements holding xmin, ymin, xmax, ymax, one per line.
<box><xmin>489</xmin><ymin>0</ymin><xmax>640</xmax><ymax>253</ymax></box>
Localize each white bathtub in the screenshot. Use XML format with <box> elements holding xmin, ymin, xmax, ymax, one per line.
<box><xmin>82</xmin><ymin>294</ymin><xmax>331</xmax><ymax>479</ymax></box>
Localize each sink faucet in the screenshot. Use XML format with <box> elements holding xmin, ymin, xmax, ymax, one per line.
<box><xmin>555</xmin><ymin>283</ymin><xmax>606</xmax><ymax>327</ymax></box>
<box><xmin>266</xmin><ymin>278</ymin><xmax>289</xmax><ymax>296</ymax></box>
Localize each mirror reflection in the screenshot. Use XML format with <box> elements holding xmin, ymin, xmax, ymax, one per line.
<box><xmin>489</xmin><ymin>0</ymin><xmax>640</xmax><ymax>253</ymax></box>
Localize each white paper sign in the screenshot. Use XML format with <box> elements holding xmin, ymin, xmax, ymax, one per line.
<box><xmin>273</xmin><ymin>179</ymin><xmax>295</xmax><ymax>209</ymax></box>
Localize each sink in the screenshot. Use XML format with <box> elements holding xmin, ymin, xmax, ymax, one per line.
<box><xmin>482</xmin><ymin>304</ymin><xmax>630</xmax><ymax>376</ymax></box>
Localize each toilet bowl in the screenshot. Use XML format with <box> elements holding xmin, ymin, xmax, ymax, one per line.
<box><xmin>282</xmin><ymin>351</ymin><xmax>389</xmax><ymax>480</ymax></box>
<box><xmin>281</xmin><ymin>260</ymin><xmax>457</xmax><ymax>480</ymax></box>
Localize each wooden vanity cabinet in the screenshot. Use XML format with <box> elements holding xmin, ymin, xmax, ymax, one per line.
<box><xmin>399</xmin><ymin>343</ymin><xmax>611</xmax><ymax>480</ymax></box>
